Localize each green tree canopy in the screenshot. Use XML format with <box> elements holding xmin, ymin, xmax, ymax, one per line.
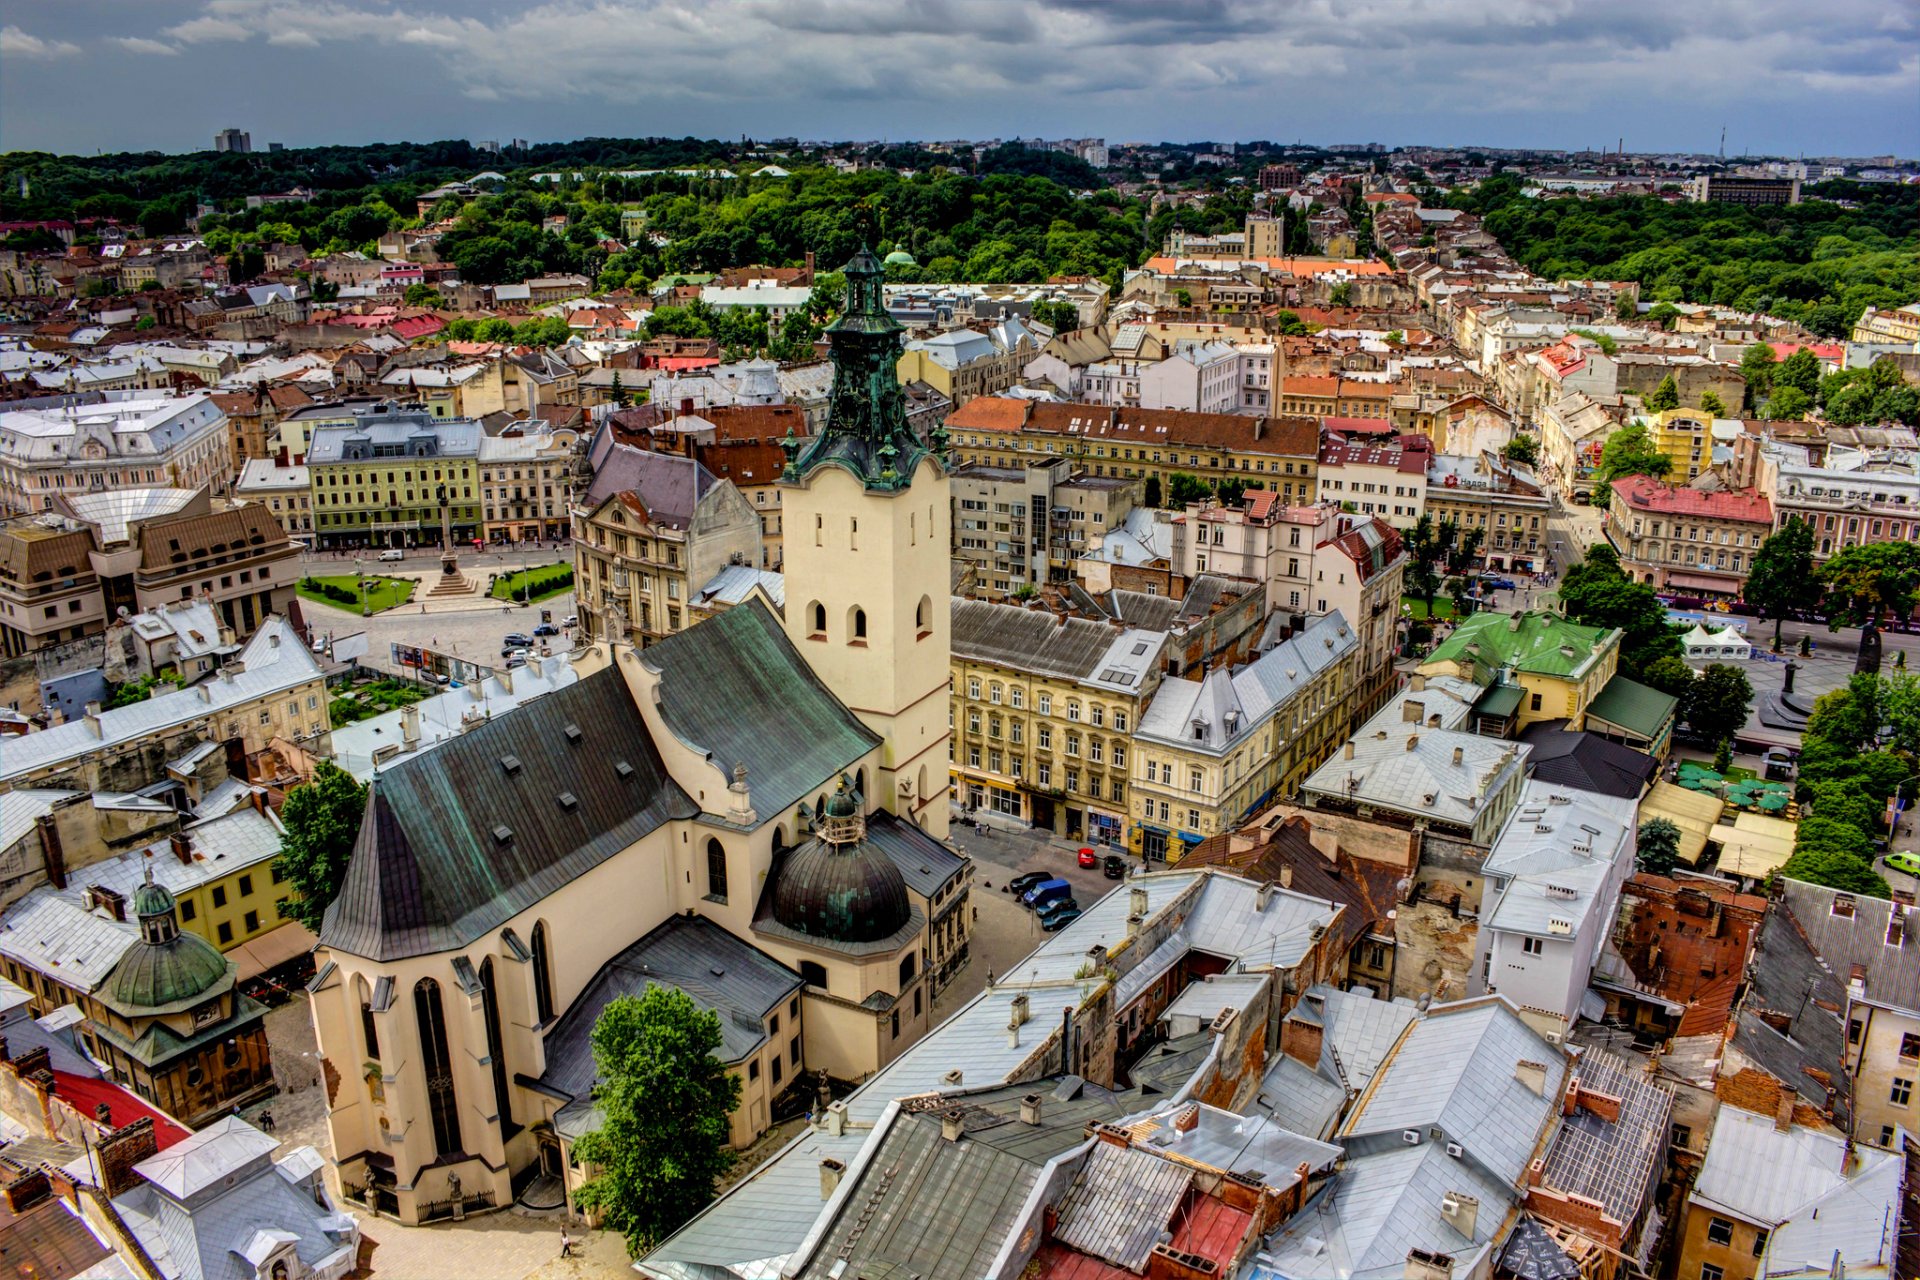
<box><xmin>1819</xmin><ymin>542</ymin><xmax>1920</xmax><ymax>628</ymax></box>
<box><xmin>1559</xmin><ymin>548</ymin><xmax>1681</xmax><ymax>676</ymax></box>
<box><xmin>1778</xmin><ymin>818</ymin><xmax>1890</xmax><ymax>898</ymax></box>
<box><xmin>1637</xmin><ymin>817</ymin><xmax>1682</xmax><ymax>877</ymax></box>
<box><xmin>1684</xmin><ymin>663</ymin><xmax>1754</xmax><ymax>747</ymax></box>
<box><xmin>1501</xmin><ymin>433</ymin><xmax>1539</xmax><ymax>466</ymax></box>
<box><xmin>1167</xmin><ymin>472</ymin><xmax>1212</xmax><ymax>508</ymax></box>
<box><xmin>1644</xmin><ymin>373</ymin><xmax>1681</xmax><ymax>412</ymax></box>
<box><xmin>1593</xmin><ymin>422</ymin><xmax>1672</xmax><ymax>488</ymax></box>
<box><xmin>273</xmin><ymin>761</ymin><xmax>367</xmax><ymax>932</ymax></box>
<box><xmin>1744</xmin><ymin>518</ymin><xmax>1822</xmax><ymax>648</ymax></box>
<box><xmin>1774</xmin><ymin>349</ymin><xmax>1822</xmax><ymax>397</ymax></box>
<box><xmin>1698</xmin><ymin>390</ymin><xmax>1726</xmax><ymax>416</ymax></box>
<box><xmin>572</xmin><ymin>986</ymin><xmax>742</xmax><ymax>1255</ymax></box>
<box><xmin>1766</xmin><ymin>385</ymin><xmax>1812</xmax><ymax>421</ymax></box>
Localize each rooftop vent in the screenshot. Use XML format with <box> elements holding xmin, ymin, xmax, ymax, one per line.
<box><xmin>557</xmin><ymin>792</ymin><xmax>579</xmax><ymax>811</ymax></box>
<box><xmin>492</xmin><ymin>825</ymin><xmax>513</xmax><ymax>845</ymax></box>
<box><xmin>615</xmin><ymin>761</ymin><xmax>635</xmax><ymax>780</ymax></box>
<box><xmin>500</xmin><ymin>754</ymin><xmax>522</xmax><ymax>775</ymax></box>
<box><xmin>564</xmin><ymin>724</ymin><xmax>583</xmax><ymax>744</ymax></box>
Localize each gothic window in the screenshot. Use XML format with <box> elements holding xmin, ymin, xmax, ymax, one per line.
<box><xmin>707</xmin><ymin>839</ymin><xmax>729</xmax><ymax>902</ymax></box>
<box><xmin>414</xmin><ymin>979</ymin><xmax>462</xmax><ymax>1158</ymax></box>
<box><xmin>809</xmin><ymin>601</ymin><xmax>827</xmax><ymax>637</ymax></box>
<box><xmin>356</xmin><ymin>976</ymin><xmax>379</xmax><ymax>1060</ymax></box>
<box><xmin>530</xmin><ymin>922</ymin><xmax>554</xmax><ymax>1024</ymax></box>
<box><xmin>850</xmin><ymin>608</ymin><xmax>868</xmax><ymax>642</ymax></box>
<box><xmin>480</xmin><ymin>958</ymin><xmax>517</xmax><ymax>1138</ymax></box>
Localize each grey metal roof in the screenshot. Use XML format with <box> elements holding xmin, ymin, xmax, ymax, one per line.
<box><xmin>642</xmin><ymin>599</ymin><xmax>880</xmax><ymax>821</ymax></box>
<box><xmin>0</xmin><ymin>789</ymin><xmax>75</xmax><ymax>852</ymax></box>
<box><xmin>1132</xmin><ymin>1102</ymin><xmax>1340</xmax><ymax>1185</ymax></box>
<box><xmin>1693</xmin><ymin>1106</ymin><xmax>1903</xmax><ymax>1267</ymax></box>
<box><xmin>1730</xmin><ymin>892</ymin><xmax>1851</xmax><ymax>1126</ymax></box>
<box><xmin>1344</xmin><ymin>997</ymin><xmax>1564</xmax><ymax>1187</ymax></box>
<box><xmin>319</xmin><ymin>667</ymin><xmax>698</xmax><ymax>962</ymax></box>
<box><xmin>861</xmin><ymin>811</ymin><xmax>969</xmax><ymax>900</ymax></box>
<box><xmin>534</xmin><ymin>914</ymin><xmax>801</xmax><ymax>1107</ymax></box>
<box><xmin>950</xmin><ymin>599</ymin><xmax>1155</xmax><ymax>687</ymax></box>
<box><xmin>1137</xmin><ymin>612</ymin><xmax>1355</xmax><ymax>756</ymax></box>
<box><xmin>1777</xmin><ymin>878</ymin><xmax>1920</xmax><ymax>1015</ymax></box>
<box><xmin>1254</xmin><ymin>1052</ymin><xmax>1347</xmax><ymax>1141</ymax></box>
<box><xmin>1300</xmin><ymin>725</ymin><xmax>1528</xmax><ymax>829</ymax></box>
<box><xmin>1517</xmin><ymin>724</ymin><xmax>1660</xmax><ymax>799</ymax></box>
<box><xmin>1482</xmin><ymin>782</ymin><xmax>1636</xmax><ymax>937</ymax></box>
<box><xmin>1053</xmin><ymin>1141</ymin><xmax>1192</xmax><ymax>1270</ymax></box>
<box><xmin>305</xmin><ymin>414</ymin><xmax>480</xmax><ymax>463</ymax></box>
<box><xmin>1295</xmin><ymin>984</ymin><xmax>1418</xmax><ymax>1096</ymax></box>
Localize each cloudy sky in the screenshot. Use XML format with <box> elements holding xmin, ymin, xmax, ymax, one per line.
<box><xmin>3</xmin><ymin>0</ymin><xmax>1915</xmax><ymax>158</ymax></box>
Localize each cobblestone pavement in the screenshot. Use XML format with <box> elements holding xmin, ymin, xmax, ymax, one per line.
<box><xmin>249</xmin><ymin>995</ymin><xmax>333</xmax><ymax>1160</ymax></box>
<box><xmin>360</xmin><ymin>1209</ymin><xmax>632</xmax><ymax>1280</ymax></box>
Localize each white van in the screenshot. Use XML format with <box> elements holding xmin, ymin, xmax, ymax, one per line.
<box><xmin>378</xmin><ymin>548</ymin><xmax>405</xmax><ymax>562</ymax></box>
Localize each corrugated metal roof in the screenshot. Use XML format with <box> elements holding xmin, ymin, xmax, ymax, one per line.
<box><xmin>1694</xmin><ymin>1106</ymin><xmax>1902</xmax><ymax>1264</ymax></box>
<box><xmin>1053</xmin><ymin>1141</ymin><xmax>1192</xmax><ymax>1270</ymax></box>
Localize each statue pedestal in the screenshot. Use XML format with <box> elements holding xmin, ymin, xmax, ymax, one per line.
<box><xmin>441</xmin><ymin>551</ymin><xmax>459</xmax><ymax>578</ymax></box>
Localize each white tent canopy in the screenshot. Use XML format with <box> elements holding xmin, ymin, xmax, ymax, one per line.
<box><xmin>1684</xmin><ymin>624</ymin><xmax>1751</xmax><ymax>661</ymax></box>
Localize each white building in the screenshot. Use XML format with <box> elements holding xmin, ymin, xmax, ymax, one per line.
<box><xmin>1473</xmin><ymin>779</ymin><xmax>1638</xmax><ymax>1033</ymax></box>
<box><xmin>0</xmin><ymin>393</ymin><xmax>231</xmax><ymax>516</ymax></box>
<box><xmin>1138</xmin><ymin>340</ymin><xmax>1241</xmax><ymax>415</ymax></box>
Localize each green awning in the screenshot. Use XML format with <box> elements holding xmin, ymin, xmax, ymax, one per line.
<box><xmin>1585</xmin><ymin>675</ymin><xmax>1679</xmax><ymax>741</ymax></box>
<box><xmin>1475</xmin><ymin>684</ymin><xmax>1525</xmax><ymax>718</ymax></box>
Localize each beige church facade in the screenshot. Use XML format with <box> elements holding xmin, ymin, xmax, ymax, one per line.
<box><xmin>305</xmin><ymin>250</ymin><xmax>969</xmax><ymax>1225</ymax></box>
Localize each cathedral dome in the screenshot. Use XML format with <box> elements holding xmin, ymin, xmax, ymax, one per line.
<box><xmin>883</xmin><ymin>249</ymin><xmax>916</xmax><ymax>267</ymax></box>
<box><xmin>106</xmin><ymin>873</ymin><xmax>231</xmax><ymax>1012</ymax></box>
<box><xmin>771</xmin><ymin>838</ymin><xmax>912</xmax><ymax>944</ymax></box>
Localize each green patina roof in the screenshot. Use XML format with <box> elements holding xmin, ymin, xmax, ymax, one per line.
<box><xmin>1474</xmin><ymin>683</ymin><xmax>1525</xmax><ymax>718</ymax></box>
<box><xmin>105</xmin><ymin>931</ymin><xmax>231</xmax><ymax>1014</ymax></box>
<box><xmin>883</xmin><ymin>249</ymin><xmax>916</xmax><ymax>266</ymax></box>
<box><xmin>782</xmin><ymin>246</ymin><xmax>945</xmax><ymax>493</ymax></box>
<box><xmin>1426</xmin><ymin>611</ymin><xmax>1617</xmax><ymax>680</ymax></box>
<box><xmin>1584</xmin><ymin>674</ymin><xmax>1679</xmax><ymax>740</ymax></box>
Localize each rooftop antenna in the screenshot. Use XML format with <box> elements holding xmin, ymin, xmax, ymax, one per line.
<box><xmin>1719</xmin><ymin>126</ymin><xmax>1726</xmax><ymax>162</ymax></box>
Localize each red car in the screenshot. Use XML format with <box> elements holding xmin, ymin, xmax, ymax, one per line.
<box><xmin>1077</xmin><ymin>847</ymin><xmax>1097</xmax><ymax>868</ymax></box>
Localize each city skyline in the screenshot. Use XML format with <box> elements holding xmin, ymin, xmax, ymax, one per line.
<box><xmin>2</xmin><ymin>0</ymin><xmax>1916</xmax><ymax>158</ymax></box>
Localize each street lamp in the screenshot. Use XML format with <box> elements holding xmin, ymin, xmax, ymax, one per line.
<box><xmin>353</xmin><ymin>557</ymin><xmax>369</xmax><ymax>618</ymax></box>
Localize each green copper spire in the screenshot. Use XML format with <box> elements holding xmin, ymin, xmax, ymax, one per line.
<box><xmin>783</xmin><ymin>246</ymin><xmax>942</xmax><ymax>492</ymax></box>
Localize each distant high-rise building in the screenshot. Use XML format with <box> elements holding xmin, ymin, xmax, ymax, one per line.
<box><xmin>1259</xmin><ymin>163</ymin><xmax>1300</xmax><ymax>192</ymax></box>
<box><xmin>1684</xmin><ymin>174</ymin><xmax>1800</xmax><ymax>207</ymax></box>
<box><xmin>267</xmin><ymin>142</ymin><xmax>284</xmax><ymax>153</ymax></box>
<box><xmin>213</xmin><ymin>128</ymin><xmax>251</xmax><ymax>154</ymax></box>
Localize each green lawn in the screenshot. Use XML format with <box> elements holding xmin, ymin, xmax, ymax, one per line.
<box><xmin>1402</xmin><ymin>597</ymin><xmax>1459</xmax><ymax>621</ymax></box>
<box><xmin>490</xmin><ymin>563</ymin><xmax>575</xmax><ymax>603</ymax></box>
<box><xmin>296</xmin><ymin>573</ymin><xmax>416</xmax><ymax>614</ymax></box>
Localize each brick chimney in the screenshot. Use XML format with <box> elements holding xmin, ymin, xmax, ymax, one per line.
<box><xmin>170</xmin><ymin>832</ymin><xmax>193</xmax><ymax>865</ymax></box>
<box><xmin>34</xmin><ymin>814</ymin><xmax>67</xmax><ymax>891</ymax></box>
<box><xmin>94</xmin><ymin>1118</ymin><xmax>158</xmax><ymax>1196</ymax></box>
<box><xmin>1280</xmin><ymin>1012</ymin><xmax>1324</xmax><ymax>1067</ymax></box>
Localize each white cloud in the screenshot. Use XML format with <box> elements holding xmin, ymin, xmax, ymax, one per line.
<box><xmin>1</xmin><ymin>25</ymin><xmax>81</xmax><ymax>58</ymax></box>
<box><xmin>163</xmin><ymin>15</ymin><xmax>253</xmax><ymax>42</ymax></box>
<box><xmin>268</xmin><ymin>29</ymin><xmax>321</xmax><ymax>46</ymax></box>
<box><xmin>398</xmin><ymin>25</ymin><xmax>462</xmax><ymax>47</ymax></box>
<box><xmin>111</xmin><ymin>36</ymin><xmax>182</xmax><ymax>56</ymax></box>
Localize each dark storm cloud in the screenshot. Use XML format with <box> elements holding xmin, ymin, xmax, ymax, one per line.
<box><xmin>1</xmin><ymin>0</ymin><xmax>1913</xmax><ymax>156</ymax></box>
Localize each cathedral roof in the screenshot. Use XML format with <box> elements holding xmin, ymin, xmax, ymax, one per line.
<box><xmin>320</xmin><ymin>668</ymin><xmax>698</xmax><ymax>962</ymax></box>
<box><xmin>104</xmin><ymin>881</ymin><xmax>232</xmax><ymax>1015</ymax></box>
<box><xmin>641</xmin><ymin>600</ymin><xmax>879</xmax><ymax>819</ymax></box>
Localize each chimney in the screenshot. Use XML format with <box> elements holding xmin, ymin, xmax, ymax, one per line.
<box><xmin>1129</xmin><ymin>886</ymin><xmax>1149</xmax><ymax>919</ymax></box>
<box><xmin>83</xmin><ymin>703</ymin><xmax>103</xmax><ymax>738</ymax></box>
<box><xmin>1405</xmin><ymin>733</ymin><xmax>1419</xmax><ymax>752</ymax></box>
<box><xmin>941</xmin><ymin>1109</ymin><xmax>966</xmax><ymax>1143</ymax></box>
<box><xmin>94</xmin><ymin>1119</ymin><xmax>159</xmax><ymax>1197</ymax></box>
<box><xmin>1172</xmin><ymin>1103</ymin><xmax>1199</xmax><ymax>1134</ymax></box>
<box><xmin>1404</xmin><ymin>1249</ymin><xmax>1454</xmax><ymax>1280</ymax></box>
<box><xmin>401</xmin><ymin>703</ymin><xmax>421</xmax><ymax>749</ymax></box>
<box><xmin>1010</xmin><ymin>994</ymin><xmax>1030</xmax><ymax>1027</ymax></box>
<box><xmin>1514</xmin><ymin>1060</ymin><xmax>1547</xmax><ymax>1096</ymax></box>
<box><xmin>1403</xmin><ymin>699</ymin><xmax>1424</xmax><ymax>723</ymax></box>
<box><xmin>169</xmin><ymin>832</ymin><xmax>193</xmax><ymax>865</ymax></box>
<box><xmin>34</xmin><ymin>815</ymin><xmax>66</xmax><ymax>891</ymax></box>
<box><xmin>1451</xmin><ymin>746</ymin><xmax>1463</xmax><ymax>767</ymax></box>
<box><xmin>1775</xmin><ymin>1092</ymin><xmax>1794</xmax><ymax>1132</ymax></box>
<box><xmin>1343</xmin><ymin>741</ymin><xmax>1354</xmax><ymax>759</ymax></box>
<box><xmin>1409</xmin><ymin>673</ymin><xmax>1426</xmax><ymax>692</ymax></box>
<box><xmin>1277</xmin><ymin>867</ymin><xmax>1292</xmax><ymax>891</ymax></box>
<box><xmin>822</xmin><ymin>1099</ymin><xmax>848</xmax><ymax>1137</ymax></box>
<box><xmin>1020</xmin><ymin>1094</ymin><xmax>1043</xmax><ymax>1126</ymax></box>
<box><xmin>1280</xmin><ymin>1012</ymin><xmax>1324</xmax><ymax>1067</ymax></box>
<box><xmin>819</xmin><ymin>1158</ymin><xmax>845</xmax><ymax>1200</ymax></box>
<box><xmin>1507</xmin><ymin>612</ymin><xmax>1523</xmax><ymax>632</ymax></box>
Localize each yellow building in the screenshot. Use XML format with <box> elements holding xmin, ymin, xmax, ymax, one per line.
<box><xmin>1131</xmin><ymin>612</ymin><xmax>1360</xmax><ymax>862</ymax></box>
<box><xmin>1647</xmin><ymin>407</ymin><xmax>1715</xmax><ymax>483</ymax></box>
<box><xmin>305</xmin><ymin>409</ymin><xmax>482</xmax><ymax>550</ymax></box>
<box><xmin>949</xmin><ymin>601</ymin><xmax>1164</xmax><ymax>843</ymax></box>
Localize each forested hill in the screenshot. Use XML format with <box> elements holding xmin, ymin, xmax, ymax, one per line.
<box><xmin>1450</xmin><ymin>175</ymin><xmax>1917</xmax><ymax>336</ymax></box>
<box><xmin>0</xmin><ymin>138</ymin><xmax>1152</xmax><ymax>288</ymax></box>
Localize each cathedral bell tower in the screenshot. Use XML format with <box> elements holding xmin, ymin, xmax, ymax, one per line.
<box><xmin>780</xmin><ymin>248</ymin><xmax>951</xmax><ymax>837</ymax></box>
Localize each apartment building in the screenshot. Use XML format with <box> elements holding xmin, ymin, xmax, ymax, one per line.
<box><xmin>944</xmin><ymin>399</ymin><xmax>1322</xmax><ymax>504</ymax></box>
<box><xmin>1425</xmin><ymin>451</ymin><xmax>1551</xmax><ymax>574</ymax></box>
<box><xmin>1746</xmin><ymin>438</ymin><xmax>1920</xmax><ymax>561</ymax></box>
<box><xmin>1606</xmin><ymin>476</ymin><xmax>1773</xmax><ymax>597</ymax></box>
<box><xmin>305</xmin><ymin>410</ymin><xmax>482</xmax><ymax>549</ymax></box>
<box><xmin>895</xmin><ymin>321</ymin><xmax>1035</xmax><ymax>405</ymax></box>
<box><xmin>1137</xmin><ymin>341</ymin><xmax>1241</xmax><ymax>415</ymax></box>
<box><xmin>949</xmin><ymin>600</ymin><xmax>1166</xmax><ymax>844</ymax></box>
<box><xmin>1132</xmin><ymin>612</ymin><xmax>1359</xmax><ymax>862</ymax></box>
<box><xmin>950</xmin><ymin>459</ymin><xmax>1138</xmax><ymax>599</ymax></box>
<box><xmin>0</xmin><ymin>393</ymin><xmax>231</xmax><ymax>516</ymax></box>
<box><xmin>477</xmin><ymin>428</ymin><xmax>577</xmax><ymax>544</ymax></box>
<box><xmin>1315</xmin><ymin>436</ymin><xmax>1428</xmax><ymax>529</ymax></box>
<box><xmin>234</xmin><ymin>458</ymin><xmax>311</xmax><ymax>539</ymax></box>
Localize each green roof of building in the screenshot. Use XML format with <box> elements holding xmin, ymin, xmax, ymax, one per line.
<box><xmin>1584</xmin><ymin>675</ymin><xmax>1679</xmax><ymax>740</ymax></box>
<box><xmin>1426</xmin><ymin>611</ymin><xmax>1617</xmax><ymax>680</ymax></box>
<box><xmin>1474</xmin><ymin>683</ymin><xmax>1525</xmax><ymax>718</ymax></box>
<box><xmin>104</xmin><ymin>930</ymin><xmax>231</xmax><ymax>1015</ymax></box>
<box><xmin>642</xmin><ymin>599</ymin><xmax>880</xmax><ymax>819</ymax></box>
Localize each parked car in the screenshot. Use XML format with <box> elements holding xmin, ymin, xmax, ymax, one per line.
<box><xmin>1040</xmin><ymin>906</ymin><xmax>1083</xmax><ymax>932</ymax></box>
<box><xmin>503</xmin><ymin>632</ymin><xmax>533</xmax><ymax>648</ymax></box>
<box><xmin>1887</xmin><ymin>851</ymin><xmax>1920</xmax><ymax>879</ymax></box>
<box><xmin>504</xmin><ymin>654</ymin><xmax>527</xmax><ymax>670</ymax></box>
<box><xmin>378</xmin><ymin>548</ymin><xmax>405</xmax><ymax>562</ymax></box>
<box><xmin>533</xmin><ymin>623</ymin><xmax>559</xmax><ymax>637</ymax></box>
<box><xmin>1036</xmin><ymin>898</ymin><xmax>1081</xmax><ymax>928</ymax></box>
<box><xmin>1008</xmin><ymin>872</ymin><xmax>1053</xmax><ymax>897</ymax></box>
<box><xmin>1479</xmin><ymin>575</ymin><xmax>1517</xmax><ymax>591</ymax></box>
<box><xmin>562</xmin><ymin>615</ymin><xmax>578</xmax><ymax>628</ymax></box>
<box><xmin>1103</xmin><ymin>855</ymin><xmax>1127</xmax><ymax>879</ymax></box>
<box><xmin>1021</xmin><ymin>878</ymin><xmax>1073</xmax><ymax>909</ymax></box>
<box><xmin>1076</xmin><ymin>847</ymin><xmax>1097</xmax><ymax>868</ymax></box>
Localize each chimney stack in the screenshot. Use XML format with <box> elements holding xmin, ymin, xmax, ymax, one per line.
<box><xmin>941</xmin><ymin>1110</ymin><xmax>966</xmax><ymax>1143</ymax></box>
<box><xmin>1406</xmin><ymin>733</ymin><xmax>1419</xmax><ymax>752</ymax></box>
<box><xmin>34</xmin><ymin>815</ymin><xmax>67</xmax><ymax>891</ymax></box>
<box><xmin>169</xmin><ymin>832</ymin><xmax>192</xmax><ymax>865</ymax></box>
<box><xmin>1451</xmin><ymin>746</ymin><xmax>1463</xmax><ymax>767</ymax></box>
<box><xmin>1514</xmin><ymin>1060</ymin><xmax>1547</xmax><ymax>1096</ymax></box>
<box><xmin>819</xmin><ymin>1158</ymin><xmax>845</xmax><ymax>1200</ymax></box>
<box><xmin>1129</xmin><ymin>886</ymin><xmax>1149</xmax><ymax>919</ymax></box>
<box><xmin>1020</xmin><ymin>1094</ymin><xmax>1043</xmax><ymax>1126</ymax></box>
<box><xmin>1343</xmin><ymin>741</ymin><xmax>1354</xmax><ymax>759</ymax></box>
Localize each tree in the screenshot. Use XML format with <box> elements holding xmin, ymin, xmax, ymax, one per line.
<box><xmin>1029</xmin><ymin>299</ymin><xmax>1079</xmax><ymax>333</ymax></box>
<box><xmin>1328</xmin><ymin>281</ymin><xmax>1353</xmax><ymax>307</ymax></box>
<box><xmin>1739</xmin><ymin>342</ymin><xmax>1776</xmax><ymax>406</ymax></box>
<box><xmin>1173</xmin><ymin>288</ymin><xmax>1192</xmax><ymax>308</ymax></box>
<box><xmin>1385</xmin><ymin>329</ymin><xmax>1404</xmax><ymax>344</ymax></box>
<box><xmin>1820</xmin><ymin>542</ymin><xmax>1920</xmax><ymax>628</ymax></box>
<box><xmin>1215</xmin><ymin>478</ymin><xmax>1247</xmax><ymax>507</ymax></box>
<box><xmin>476</xmin><ymin>317</ymin><xmax>514</xmax><ymax>343</ymax></box>
<box><xmin>1167</xmin><ymin>472</ymin><xmax>1212</xmax><ymax>508</ymax></box>
<box><xmin>572</xmin><ymin>987</ymin><xmax>742</xmax><ymax>1254</ymax></box>
<box><xmin>1698</xmin><ymin>390</ymin><xmax>1726</xmax><ymax>416</ymax></box>
<box><xmin>1501</xmin><ymin>433</ymin><xmax>1539</xmax><ymax>466</ymax></box>
<box><xmin>1142</xmin><ymin>475</ymin><xmax>1163</xmax><ymax>509</ymax></box>
<box><xmin>1559</xmin><ymin>548</ymin><xmax>1682</xmax><ymax>676</ymax></box>
<box><xmin>403</xmin><ymin>282</ymin><xmax>442</xmax><ymax>307</ymax></box>
<box><xmin>1646</xmin><ymin>302</ymin><xmax>1681</xmax><ymax>331</ymax></box>
<box><xmin>1614</xmin><ymin>294</ymin><xmax>1638</xmax><ymax>321</ymax></box>
<box><xmin>1644</xmin><ymin>374</ymin><xmax>1681</xmax><ymax>412</ymax></box>
<box><xmin>1593</xmin><ymin>422</ymin><xmax>1672</xmax><ymax>487</ymax></box>
<box><xmin>1778</xmin><ymin>818</ymin><xmax>1890</xmax><ymax>898</ymax></box>
<box><xmin>1744</xmin><ymin>518</ymin><xmax>1822</xmax><ymax>649</ymax></box>
<box><xmin>273</xmin><ymin>761</ymin><xmax>367</xmax><ymax>931</ymax></box>
<box><xmin>1639</xmin><ymin>655</ymin><xmax>1697</xmax><ymax>701</ymax></box>
<box><xmin>1637</xmin><ymin>818</ymin><xmax>1682</xmax><ymax>877</ymax></box>
<box><xmin>1774</xmin><ymin>349</ymin><xmax>1822</xmax><ymax>398</ymax></box>
<box><xmin>1684</xmin><ymin>663</ymin><xmax>1754</xmax><ymax>747</ymax></box>
<box><xmin>1766</xmin><ymin>385</ymin><xmax>1812</xmax><ymax>421</ymax></box>
<box><xmin>1404</xmin><ymin>514</ymin><xmax>1444</xmax><ymax>615</ymax></box>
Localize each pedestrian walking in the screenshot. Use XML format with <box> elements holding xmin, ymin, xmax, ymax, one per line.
<box><xmin>560</xmin><ymin>1230</ymin><xmax>575</xmax><ymax>1259</ymax></box>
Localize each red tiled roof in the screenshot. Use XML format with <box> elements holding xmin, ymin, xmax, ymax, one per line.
<box><xmin>1244</xmin><ymin>489</ymin><xmax>1281</xmax><ymax>520</ymax></box>
<box><xmin>656</xmin><ymin>357</ymin><xmax>720</xmax><ymax>371</ymax></box>
<box><xmin>947</xmin><ymin>398</ymin><xmax>1035</xmax><ymax>434</ymax></box>
<box><xmin>1320</xmin><ymin>441</ymin><xmax>1426</xmax><ymax>474</ymax></box>
<box><xmin>1609</xmin><ymin>476</ymin><xmax>1772</xmax><ymax>523</ymax></box>
<box><xmin>1323</xmin><ymin>416</ymin><xmax>1394</xmax><ymax>435</ymax></box>
<box><xmin>1282</xmin><ymin>376</ymin><xmax>1339</xmax><ymax>398</ymax></box>
<box><xmin>52</xmin><ymin>1072</ymin><xmax>188</xmax><ymax>1149</ymax></box>
<box><xmin>1768</xmin><ymin>342</ymin><xmax>1844</xmax><ymax>363</ymax></box>
<box><xmin>388</xmin><ymin>315</ymin><xmax>445</xmax><ymax>340</ymax></box>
